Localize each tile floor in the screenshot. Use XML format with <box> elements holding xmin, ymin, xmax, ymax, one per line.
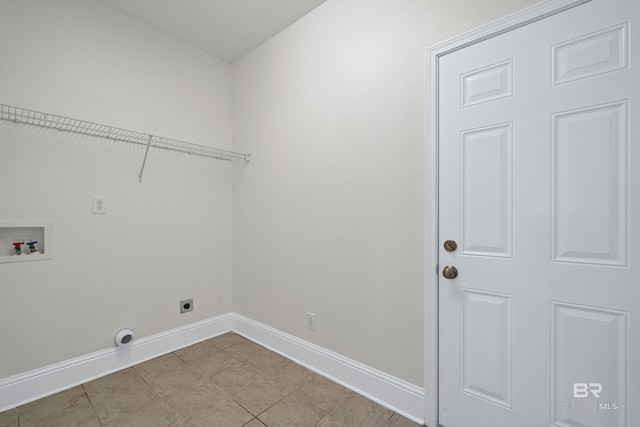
<box><xmin>0</xmin><ymin>333</ymin><xmax>422</xmax><ymax>427</ymax></box>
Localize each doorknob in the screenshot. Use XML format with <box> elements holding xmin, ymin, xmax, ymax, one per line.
<box><xmin>442</xmin><ymin>265</ymin><xmax>458</xmax><ymax>279</ymax></box>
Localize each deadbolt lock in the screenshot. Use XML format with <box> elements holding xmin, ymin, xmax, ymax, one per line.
<box><xmin>443</xmin><ymin>240</ymin><xmax>457</xmax><ymax>252</ymax></box>
<box><xmin>442</xmin><ymin>265</ymin><xmax>458</xmax><ymax>279</ymax></box>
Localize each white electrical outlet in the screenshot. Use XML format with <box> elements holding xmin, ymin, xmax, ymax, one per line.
<box><xmin>92</xmin><ymin>196</ymin><xmax>107</xmax><ymax>214</ymax></box>
<box><xmin>306</xmin><ymin>312</ymin><xmax>316</xmax><ymax>331</ymax></box>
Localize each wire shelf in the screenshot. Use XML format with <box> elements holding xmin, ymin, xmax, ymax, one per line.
<box><xmin>0</xmin><ymin>103</ymin><xmax>249</xmax><ymax>180</ymax></box>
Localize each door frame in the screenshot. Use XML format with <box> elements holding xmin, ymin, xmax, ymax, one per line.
<box><xmin>423</xmin><ymin>0</ymin><xmax>590</xmax><ymax>424</ymax></box>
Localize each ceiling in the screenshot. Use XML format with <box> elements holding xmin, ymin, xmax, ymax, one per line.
<box><xmin>98</xmin><ymin>0</ymin><xmax>328</xmax><ymax>63</ymax></box>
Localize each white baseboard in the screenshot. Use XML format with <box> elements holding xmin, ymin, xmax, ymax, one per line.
<box><xmin>0</xmin><ymin>312</ymin><xmax>426</xmax><ymax>425</ymax></box>
<box><xmin>232</xmin><ymin>313</ymin><xmax>426</xmax><ymax>424</ymax></box>
<box><xmin>0</xmin><ymin>313</ymin><xmax>233</xmax><ymax>412</ymax></box>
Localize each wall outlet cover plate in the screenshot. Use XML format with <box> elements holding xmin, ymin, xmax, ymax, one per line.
<box><xmin>92</xmin><ymin>196</ymin><xmax>107</xmax><ymax>214</ymax></box>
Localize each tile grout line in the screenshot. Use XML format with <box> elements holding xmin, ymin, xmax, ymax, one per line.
<box><xmin>167</xmin><ymin>345</ymin><xmax>259</xmax><ymax>425</ymax></box>
<box><xmin>130</xmin><ymin>365</ymin><xmax>188</xmax><ymax>426</ymax></box>
<box><xmin>80</xmin><ymin>384</ymin><xmax>103</xmax><ymax>427</ymax></box>
<box><xmin>132</xmin><ymin>356</ymin><xmax>204</xmax><ymax>425</ymax></box>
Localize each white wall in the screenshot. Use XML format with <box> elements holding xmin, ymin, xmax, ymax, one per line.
<box><xmin>232</xmin><ymin>0</ymin><xmax>538</xmax><ymax>387</ymax></box>
<box><xmin>0</xmin><ymin>0</ymin><xmax>233</xmax><ymax>378</ymax></box>
<box><xmin>0</xmin><ymin>0</ymin><xmax>543</xmax><ymax>391</ymax></box>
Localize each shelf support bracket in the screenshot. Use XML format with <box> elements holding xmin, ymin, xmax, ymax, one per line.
<box><xmin>139</xmin><ymin>135</ymin><xmax>152</xmax><ymax>183</ymax></box>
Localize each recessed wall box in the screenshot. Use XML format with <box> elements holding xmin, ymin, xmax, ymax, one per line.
<box><xmin>0</xmin><ymin>221</ymin><xmax>53</xmax><ymax>263</ymax></box>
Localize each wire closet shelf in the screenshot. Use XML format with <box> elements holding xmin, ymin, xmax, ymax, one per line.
<box><xmin>0</xmin><ymin>103</ymin><xmax>249</xmax><ymax>181</ymax></box>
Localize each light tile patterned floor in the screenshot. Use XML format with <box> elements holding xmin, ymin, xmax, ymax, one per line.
<box><xmin>0</xmin><ymin>333</ymin><xmax>422</xmax><ymax>427</ymax></box>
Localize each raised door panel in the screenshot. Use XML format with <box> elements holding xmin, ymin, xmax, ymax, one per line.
<box><xmin>462</xmin><ymin>124</ymin><xmax>513</xmax><ymax>258</ymax></box>
<box><xmin>461</xmin><ymin>289</ymin><xmax>513</xmax><ymax>408</ymax></box>
<box><xmin>551</xmin><ymin>101</ymin><xmax>628</xmax><ymax>266</ymax></box>
<box><xmin>551</xmin><ymin>302</ymin><xmax>627</xmax><ymax>427</ymax></box>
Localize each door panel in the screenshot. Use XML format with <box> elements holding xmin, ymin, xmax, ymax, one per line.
<box><xmin>551</xmin><ymin>23</ymin><xmax>629</xmax><ymax>85</ymax></box>
<box><xmin>461</xmin><ymin>60</ymin><xmax>514</xmax><ymax>107</ymax></box>
<box><xmin>438</xmin><ymin>1</ymin><xmax>638</xmax><ymax>426</ymax></box>
<box><xmin>551</xmin><ymin>101</ymin><xmax>628</xmax><ymax>266</ymax></box>
<box><xmin>551</xmin><ymin>302</ymin><xmax>628</xmax><ymax>427</ymax></box>
<box><xmin>461</xmin><ymin>123</ymin><xmax>513</xmax><ymax>257</ymax></box>
<box><xmin>461</xmin><ymin>288</ymin><xmax>513</xmax><ymax>408</ymax></box>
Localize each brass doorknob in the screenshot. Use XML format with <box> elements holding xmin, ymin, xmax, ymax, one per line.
<box><xmin>442</xmin><ymin>265</ymin><xmax>458</xmax><ymax>279</ymax></box>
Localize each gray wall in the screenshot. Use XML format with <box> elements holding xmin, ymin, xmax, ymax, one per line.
<box><xmin>0</xmin><ymin>0</ymin><xmax>233</xmax><ymax>378</ymax></box>
<box><xmin>232</xmin><ymin>0</ymin><xmax>538</xmax><ymax>387</ymax></box>
<box><xmin>0</xmin><ymin>0</ymin><xmax>540</xmax><ymax>389</ymax></box>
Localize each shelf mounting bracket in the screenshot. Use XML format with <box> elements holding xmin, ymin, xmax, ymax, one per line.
<box><xmin>139</xmin><ymin>134</ymin><xmax>152</xmax><ymax>183</ymax></box>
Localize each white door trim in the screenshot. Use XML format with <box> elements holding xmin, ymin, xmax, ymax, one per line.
<box><xmin>424</xmin><ymin>0</ymin><xmax>591</xmax><ymax>424</ymax></box>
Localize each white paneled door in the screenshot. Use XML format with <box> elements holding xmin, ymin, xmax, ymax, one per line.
<box><xmin>438</xmin><ymin>0</ymin><xmax>638</xmax><ymax>426</ymax></box>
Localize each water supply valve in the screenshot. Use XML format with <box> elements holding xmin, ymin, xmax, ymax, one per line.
<box><xmin>12</xmin><ymin>241</ymin><xmax>24</xmax><ymax>255</ymax></box>
<box><xmin>26</xmin><ymin>240</ymin><xmax>38</xmax><ymax>253</ymax></box>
